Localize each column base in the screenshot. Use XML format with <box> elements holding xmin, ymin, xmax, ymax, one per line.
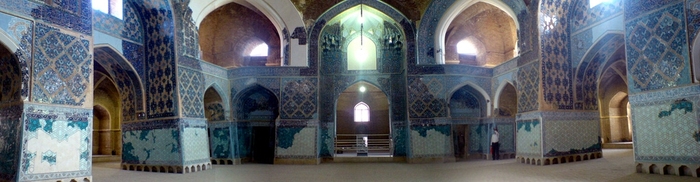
<box><xmin>516</xmin><ymin>152</ymin><xmax>602</xmax><ymax>165</ymax></box>
<box><xmin>211</xmin><ymin>158</ymin><xmax>242</xmax><ymax>165</ymax></box>
<box><xmin>121</xmin><ymin>162</ymin><xmax>212</xmax><ymax>173</ymax></box>
<box><xmin>635</xmin><ymin>162</ymin><xmax>700</xmax><ymax>177</ymax></box>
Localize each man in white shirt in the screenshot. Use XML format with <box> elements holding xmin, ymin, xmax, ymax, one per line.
<box><xmin>491</xmin><ymin>128</ymin><xmax>500</xmax><ymax>160</ymax></box>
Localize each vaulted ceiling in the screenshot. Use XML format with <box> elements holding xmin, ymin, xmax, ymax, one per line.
<box><xmin>290</xmin><ymin>0</ymin><xmax>431</xmax><ymax>21</ymax></box>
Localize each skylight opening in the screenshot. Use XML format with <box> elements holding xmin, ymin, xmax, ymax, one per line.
<box><xmin>92</xmin><ymin>0</ymin><xmax>123</xmax><ymax>19</ymax></box>
<box><xmin>457</xmin><ymin>40</ymin><xmax>478</xmax><ymax>55</ymax></box>
<box><xmin>250</xmin><ymin>43</ymin><xmax>269</xmax><ymax>57</ymax></box>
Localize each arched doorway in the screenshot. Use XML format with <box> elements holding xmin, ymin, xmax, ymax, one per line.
<box><xmin>493</xmin><ymin>82</ymin><xmax>517</xmax><ymax>159</ymax></box>
<box><xmin>574</xmin><ymin>33</ymin><xmax>628</xmax><ymax>149</ymax></box>
<box><xmin>92</xmin><ymin>60</ymin><xmax>122</xmax><ymax>159</ymax></box>
<box><xmin>599</xmin><ymin>59</ymin><xmax>631</xmax><ymax>147</ymax></box>
<box><xmin>92</xmin><ymin>46</ymin><xmax>145</xmax><ymax>162</ymax></box>
<box><xmin>236</xmin><ymin>85</ymin><xmax>278</xmax><ymax>164</ymax></box>
<box><xmin>204</xmin><ymin>86</ymin><xmax>228</xmax><ymax>163</ymax></box>
<box><xmin>335</xmin><ymin>82</ymin><xmax>391</xmax><ymax>157</ymax></box>
<box><xmin>0</xmin><ymin>41</ymin><xmax>23</xmax><ymax>181</ymax></box>
<box><xmin>449</xmin><ymin>84</ymin><xmax>488</xmax><ymax>160</ymax></box>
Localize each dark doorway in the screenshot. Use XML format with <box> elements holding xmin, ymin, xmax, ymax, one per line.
<box><xmin>452</xmin><ymin>125</ymin><xmax>469</xmax><ymax>160</ymax></box>
<box><xmin>237</xmin><ymin>85</ymin><xmax>278</xmax><ymax>164</ymax></box>
<box><xmin>252</xmin><ymin>126</ymin><xmax>275</xmax><ymax>164</ymax></box>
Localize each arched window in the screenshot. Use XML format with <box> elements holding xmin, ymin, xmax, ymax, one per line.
<box><xmin>354</xmin><ymin>102</ymin><xmax>370</xmax><ymax>122</ymax></box>
<box><xmin>250</xmin><ymin>43</ymin><xmax>268</xmax><ymax>57</ymax></box>
<box><xmin>456</xmin><ymin>40</ymin><xmax>477</xmax><ymax>55</ymax></box>
<box><xmin>93</xmin><ymin>0</ymin><xmax>123</xmax><ymax>19</ymax></box>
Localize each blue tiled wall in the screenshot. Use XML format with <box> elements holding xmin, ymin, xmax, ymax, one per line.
<box><xmin>19</xmin><ymin>104</ymin><xmax>92</xmax><ymax>181</ymax></box>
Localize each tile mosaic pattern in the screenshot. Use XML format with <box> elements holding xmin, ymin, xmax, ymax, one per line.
<box><xmin>407</xmin><ymin>77</ymin><xmax>446</xmax><ymax>118</ymax></box>
<box><xmin>173</xmin><ymin>1</ymin><xmax>199</xmax><ymax>59</ymax></box>
<box><xmin>468</xmin><ymin>124</ymin><xmax>489</xmax><ymax>154</ymax></box>
<box><xmin>122</xmin><ymin>119</ymin><xmax>182</xmax><ymax>165</ymax></box>
<box><xmin>570</xmin><ymin>0</ymin><xmax>623</xmax><ymax>32</ymax></box>
<box><xmin>129</xmin><ymin>0</ymin><xmax>179</xmax><ymax>118</ymax></box>
<box><xmin>318</xmin><ymin>122</ymin><xmax>334</xmax><ymax>157</ymax></box>
<box><xmin>574</xmin><ymin>34</ymin><xmax>625</xmax><ymax>110</ymax></box>
<box><xmin>624</xmin><ymin>0</ymin><xmax>677</xmax><ymax>20</ymax></box>
<box><xmin>235</xmin><ymin>85</ymin><xmax>279</xmax><ymax>121</ymax></box>
<box><xmin>122</xmin><ymin>41</ymin><xmax>145</xmax><ymax>81</ymax></box>
<box><xmin>410</xmin><ymin>125</ymin><xmax>451</xmax><ymax>157</ymax></box>
<box><xmin>94</xmin><ymin>48</ymin><xmax>144</xmax><ymax>121</ymax></box>
<box><xmin>0</xmin><ymin>104</ymin><xmax>22</xmax><ymax>181</ymax></box>
<box><xmin>496</xmin><ymin>123</ymin><xmax>515</xmax><ymax>153</ymax></box>
<box><xmin>179</xmin><ymin>67</ymin><xmax>205</xmax><ymax>118</ymax></box>
<box><xmin>92</xmin><ymin>1</ymin><xmax>144</xmax><ymax>44</ymax></box>
<box><xmin>516</xmin><ymin>119</ymin><xmax>541</xmax><ymax>157</ymax></box>
<box><xmin>122</xmin><ymin>1</ymin><xmax>144</xmax><ymax>43</ymax></box>
<box><xmin>276</xmin><ymin>124</ymin><xmax>317</xmax><ymax>159</ymax></box>
<box><xmin>570</xmin><ymin>29</ymin><xmax>593</xmax><ymax>69</ymax></box>
<box><xmin>32</xmin><ymin>23</ymin><xmax>91</xmax><ymax>106</ymax></box>
<box><xmin>209</xmin><ymin>122</ymin><xmax>234</xmax><ymax>159</ymax></box>
<box><xmin>20</xmin><ymin>104</ymin><xmax>91</xmax><ymax>181</ymax></box>
<box><xmin>449</xmin><ymin>85</ymin><xmax>485</xmax><ymax>118</ymax></box>
<box><xmin>0</xmin><ymin>12</ymin><xmax>33</xmax><ymax>101</ymax></box>
<box><xmin>625</xmin><ymin>2</ymin><xmax>691</xmax><ymax>93</ymax></box>
<box><xmin>205</xmin><ymin>102</ymin><xmax>225</xmax><ymax>121</ymax></box>
<box><xmin>92</xmin><ymin>10</ymin><xmax>124</xmax><ymax>38</ymax></box>
<box><xmin>632</xmin><ymin>93</ymin><xmax>700</xmax><ymax>163</ymax></box>
<box><xmin>517</xmin><ymin>62</ymin><xmax>539</xmax><ymax>112</ymax></box>
<box><xmin>540</xmin><ymin>0</ymin><xmax>574</xmax><ymax>110</ymax></box>
<box><xmin>181</xmin><ymin>119</ymin><xmax>210</xmax><ymax>166</ymax></box>
<box><xmin>0</xmin><ymin>0</ymin><xmax>92</xmax><ymax>35</ymax></box>
<box><xmin>281</xmin><ymin>78</ymin><xmax>317</xmax><ymax>119</ymax></box>
<box><xmin>541</xmin><ymin>112</ymin><xmax>601</xmax><ymax>157</ymax></box>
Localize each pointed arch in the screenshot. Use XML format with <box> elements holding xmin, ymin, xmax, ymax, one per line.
<box><xmin>204</xmin><ymin>83</ymin><xmax>229</xmax><ymax>121</ymax></box>
<box><xmin>435</xmin><ymin>0</ymin><xmax>521</xmax><ymax>64</ymax></box>
<box><xmin>94</xmin><ymin>45</ymin><xmax>146</xmax><ymax>121</ymax></box>
<box><xmin>493</xmin><ymin>80</ymin><xmax>515</xmax><ymax>109</ymax></box>
<box><xmin>190</xmin><ymin>0</ymin><xmax>305</xmax><ymax>66</ymax></box>
<box><xmin>310</xmin><ymin>0</ymin><xmax>415</xmax><ymax>70</ymax></box>
<box><xmin>573</xmin><ymin>32</ymin><xmax>625</xmax><ymax>110</ymax></box>
<box><xmin>447</xmin><ymin>82</ymin><xmax>492</xmax><ymax>117</ymax></box>
<box><xmin>234</xmin><ymin>84</ymin><xmax>279</xmax><ymax>121</ymax></box>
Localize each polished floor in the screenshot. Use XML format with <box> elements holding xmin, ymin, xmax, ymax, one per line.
<box><xmin>93</xmin><ymin>149</ymin><xmax>699</xmax><ymax>182</ymax></box>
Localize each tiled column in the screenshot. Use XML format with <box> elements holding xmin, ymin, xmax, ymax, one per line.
<box><xmin>624</xmin><ymin>0</ymin><xmax>699</xmax><ymax>177</ymax></box>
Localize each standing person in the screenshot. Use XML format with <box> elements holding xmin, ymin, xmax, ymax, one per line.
<box><xmin>491</xmin><ymin>128</ymin><xmax>500</xmax><ymax>160</ymax></box>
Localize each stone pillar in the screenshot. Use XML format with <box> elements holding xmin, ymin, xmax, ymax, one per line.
<box><xmin>623</xmin><ymin>0</ymin><xmax>700</xmax><ymax>176</ymax></box>
<box><xmin>121</xmin><ymin>118</ymin><xmax>211</xmax><ymax>173</ymax></box>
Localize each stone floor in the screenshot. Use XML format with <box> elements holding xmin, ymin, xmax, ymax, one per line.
<box><xmin>93</xmin><ymin>149</ymin><xmax>699</xmax><ymax>182</ymax></box>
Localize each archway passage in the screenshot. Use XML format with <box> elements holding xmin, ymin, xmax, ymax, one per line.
<box><xmin>492</xmin><ymin>83</ymin><xmax>517</xmax><ymax>160</ymax></box>
<box><xmin>237</xmin><ymin>86</ymin><xmax>278</xmax><ymax>164</ymax></box>
<box><xmin>204</xmin><ymin>87</ymin><xmax>227</xmax><ymax>161</ymax></box>
<box><xmin>449</xmin><ymin>84</ymin><xmax>487</xmax><ymax>160</ymax></box>
<box><xmin>599</xmin><ymin>59</ymin><xmax>631</xmax><ymax>148</ymax></box>
<box><xmin>335</xmin><ymin>82</ymin><xmax>391</xmax><ymax>157</ymax></box>
<box><xmin>0</xmin><ymin>43</ymin><xmax>22</xmax><ymax>182</ymax></box>
<box><xmin>92</xmin><ymin>60</ymin><xmax>123</xmax><ymax>161</ymax></box>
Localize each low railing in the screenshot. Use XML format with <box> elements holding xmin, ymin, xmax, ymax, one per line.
<box><xmin>335</xmin><ymin>134</ymin><xmax>391</xmax><ymax>154</ymax></box>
